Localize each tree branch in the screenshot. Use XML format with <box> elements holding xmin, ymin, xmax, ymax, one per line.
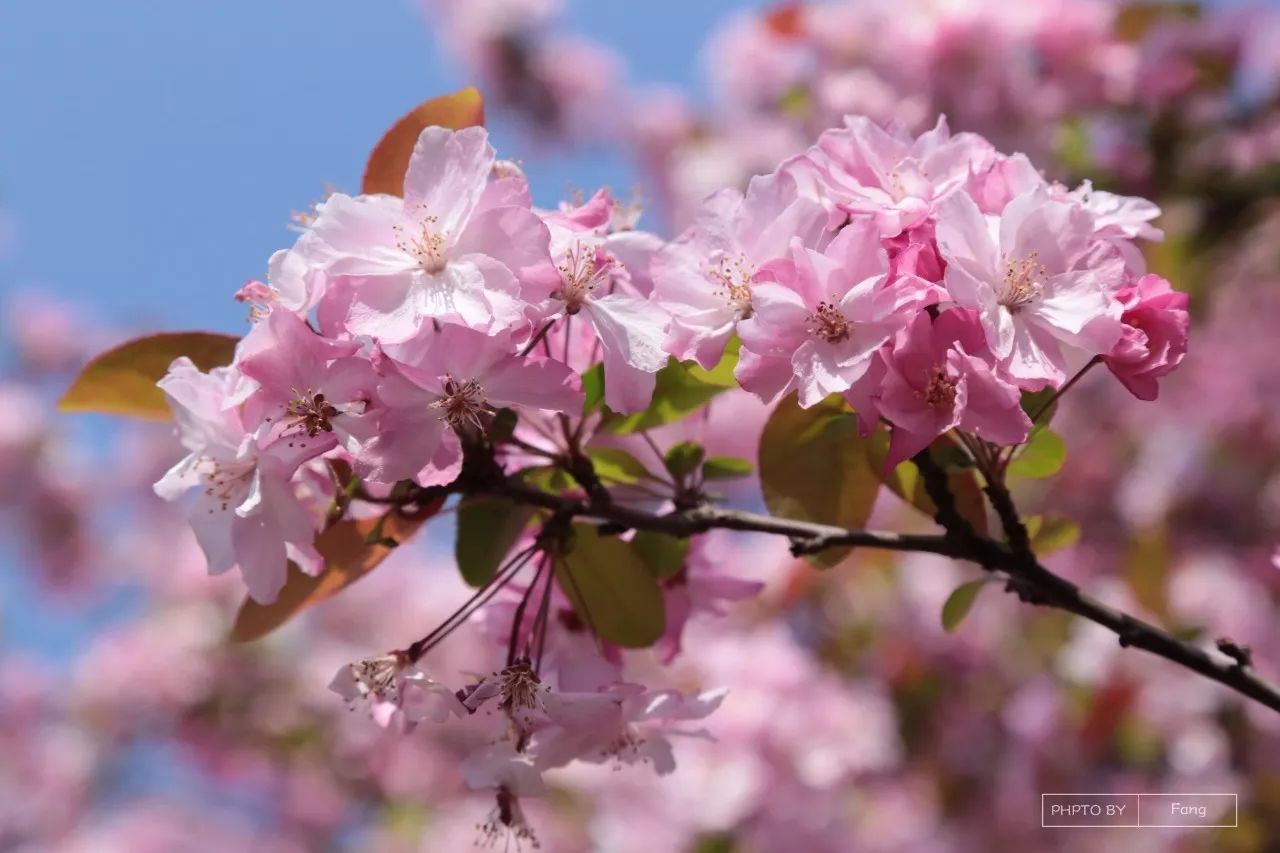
<box><xmin>443</xmin><ymin>452</ymin><xmax>1280</xmax><ymax>715</ymax></box>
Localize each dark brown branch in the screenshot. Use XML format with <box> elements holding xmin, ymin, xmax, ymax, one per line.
<box><xmin>442</xmin><ymin>450</ymin><xmax>1280</xmax><ymax>714</ymax></box>
<box><xmin>909</xmin><ymin>448</ymin><xmax>1280</xmax><ymax>713</ymax></box>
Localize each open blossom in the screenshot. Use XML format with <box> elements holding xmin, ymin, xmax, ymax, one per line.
<box><xmin>530</xmin><ymin>683</ymin><xmax>726</xmax><ymax>775</ymax></box>
<box><xmin>329</xmin><ymin>654</ymin><xmax>466</xmax><ymax>730</ymax></box>
<box><xmin>530</xmin><ymin>190</ymin><xmax>669</xmax><ymax>412</ymax></box>
<box><xmin>736</xmin><ymin>218</ymin><xmax>931</xmax><ymax>407</ymax></box>
<box><xmin>874</xmin><ymin>310</ymin><xmax>1032</xmax><ymax>468</ymax></box>
<box><xmin>153</xmin><ymin>358</ymin><xmax>322</xmax><ymax>603</ymax></box>
<box><xmin>291</xmin><ymin>126</ymin><xmax>552</xmax><ymax>342</ymax></box>
<box><xmin>1105</xmin><ymin>273</ymin><xmax>1190</xmax><ymax>401</ymax></box>
<box><xmin>797</xmin><ymin>116</ymin><xmax>995</xmax><ymax>236</ymax></box>
<box><xmin>359</xmin><ymin>323</ymin><xmax>582</xmax><ymax>483</ymax></box>
<box><xmin>235</xmin><ymin>309</ymin><xmax>378</xmax><ymax>456</ymax></box>
<box><xmin>936</xmin><ymin>188</ymin><xmax>1124</xmax><ymax>388</ymax></box>
<box><xmin>652</xmin><ymin>169</ymin><xmax>826</xmax><ymax>370</ymax></box>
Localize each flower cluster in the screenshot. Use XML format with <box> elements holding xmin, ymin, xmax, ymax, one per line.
<box><xmin>655</xmin><ymin>116</ymin><xmax>1186</xmax><ymax>466</ymax></box>
<box><xmin>148</xmin><ymin>113</ymin><xmax>1186</xmax><ymax>839</ymax></box>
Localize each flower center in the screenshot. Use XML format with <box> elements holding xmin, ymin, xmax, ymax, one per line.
<box><xmin>394</xmin><ymin>210</ymin><xmax>449</xmax><ymax>274</ymax></box>
<box><xmin>806</xmin><ymin>301</ymin><xmax>851</xmax><ymax>343</ymax></box>
<box><xmin>197</xmin><ymin>458</ymin><xmax>257</xmax><ymax>511</ymax></box>
<box><xmin>431</xmin><ymin>375</ymin><xmax>488</xmax><ymax>430</ymax></box>
<box><xmin>708</xmin><ymin>256</ymin><xmax>754</xmax><ymax>320</ymax></box>
<box><xmin>921</xmin><ymin>365</ymin><xmax>957</xmax><ymax>409</ymax></box>
<box><xmin>284</xmin><ymin>389</ymin><xmax>342</xmax><ymax>437</ymax></box>
<box><xmin>347</xmin><ymin>653</ymin><xmax>408</xmax><ymax>705</ymax></box>
<box><xmin>498</xmin><ymin>660</ymin><xmax>545</xmax><ymax>716</ymax></box>
<box><xmin>999</xmin><ymin>252</ymin><xmax>1045</xmax><ymax>312</ymax></box>
<box><xmin>554</xmin><ymin>243</ymin><xmax>612</xmax><ymax>314</ymax></box>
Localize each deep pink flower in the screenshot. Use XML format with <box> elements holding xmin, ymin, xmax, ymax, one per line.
<box><xmin>1104</xmin><ymin>274</ymin><xmax>1190</xmax><ymax>401</ymax></box>
<box><xmin>876</xmin><ymin>310</ymin><xmax>1032</xmax><ymax>468</ymax></box>
<box><xmin>235</xmin><ymin>310</ymin><xmax>378</xmax><ymax>457</ymax></box>
<box><xmin>736</xmin><ymin>219</ymin><xmax>932</xmax><ymax>407</ymax></box>
<box><xmin>360</xmin><ymin>323</ymin><xmax>581</xmax><ymax>483</ymax></box>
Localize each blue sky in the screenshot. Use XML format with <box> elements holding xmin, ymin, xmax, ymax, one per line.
<box><xmin>0</xmin><ymin>0</ymin><xmax>762</xmax><ymax>333</ymax></box>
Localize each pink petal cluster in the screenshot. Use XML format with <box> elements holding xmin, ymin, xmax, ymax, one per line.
<box><xmin>147</xmin><ymin>115</ymin><xmax>1186</xmax><ymax>816</ymax></box>
<box><xmin>152</xmin><ymin>126</ymin><xmax>676</xmax><ymax>603</ymax></box>
<box><xmin>654</xmin><ymin>117</ymin><xmax>1177</xmax><ymax>465</ymax></box>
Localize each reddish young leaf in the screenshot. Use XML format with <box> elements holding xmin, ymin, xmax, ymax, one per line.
<box><xmin>58</xmin><ymin>331</ymin><xmax>239</xmax><ymax>421</ymax></box>
<box><xmin>361</xmin><ymin>87</ymin><xmax>486</xmax><ymax>197</ymax></box>
<box><xmin>763</xmin><ymin>3</ymin><xmax>806</xmax><ymax>39</ymax></box>
<box><xmin>230</xmin><ymin>496</ymin><xmax>446</xmax><ymax>642</ymax></box>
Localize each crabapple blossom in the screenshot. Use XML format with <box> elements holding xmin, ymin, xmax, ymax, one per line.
<box><xmin>1105</xmin><ymin>273</ymin><xmax>1191</xmax><ymax>401</ymax></box>
<box><xmin>360</xmin><ymin>323</ymin><xmax>582</xmax><ymax>483</ymax></box>
<box><xmin>935</xmin><ymin>188</ymin><xmax>1124</xmax><ymax>388</ymax></box>
<box><xmin>235</xmin><ymin>309</ymin><xmax>378</xmax><ymax>457</ymax></box>
<box><xmin>291</xmin><ymin>126</ymin><xmax>551</xmax><ymax>341</ymax></box>
<box><xmin>652</xmin><ymin>169</ymin><xmax>826</xmax><ymax>370</ymax></box>
<box><xmin>152</xmin><ymin>358</ymin><xmax>324</xmax><ymax>603</ymax></box>
<box><xmin>873</xmin><ymin>310</ymin><xmax>1033</xmax><ymax>468</ymax></box>
<box><xmin>736</xmin><ymin>218</ymin><xmax>932</xmax><ymax>407</ymax></box>
<box><xmin>529</xmin><ymin>189</ymin><xmax>669</xmax><ymax>412</ymax></box>
<box><xmin>329</xmin><ymin>654</ymin><xmax>467</xmax><ymax>731</ymax></box>
<box><xmin>798</xmin><ymin>116</ymin><xmax>995</xmax><ymax>236</ymax></box>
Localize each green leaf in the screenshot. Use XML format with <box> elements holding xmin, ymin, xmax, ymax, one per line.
<box><xmin>521</xmin><ymin>465</ymin><xmax>576</xmax><ymax>494</ymax></box>
<box><xmin>758</xmin><ymin>393</ymin><xmax>881</xmax><ymax>567</ymax></box>
<box><xmin>1124</xmin><ymin>525</ymin><xmax>1169</xmax><ymax>618</ymax></box>
<box><xmin>1008</xmin><ymin>429</ymin><xmax>1066</xmax><ymax>479</ymax></box>
<box><xmin>664</xmin><ymin>441</ymin><xmax>705</xmax><ymax>480</ymax></box>
<box><xmin>701</xmin><ymin>456</ymin><xmax>754</xmax><ymax>480</ymax></box>
<box><xmin>631</xmin><ymin>530</ymin><xmax>690</xmax><ymax>580</ymax></box>
<box><xmin>941</xmin><ymin>578</ymin><xmax>988</xmax><ymax>632</ymax></box>
<box><xmin>1019</xmin><ymin>387</ymin><xmax>1058</xmax><ymax>426</ymax></box>
<box><xmin>1025</xmin><ymin>514</ymin><xmax>1081</xmax><ymax>554</ymax></box>
<box><xmin>587</xmin><ymin>447</ymin><xmax>653</xmax><ymax>485</ymax></box>
<box><xmin>59</xmin><ymin>332</ymin><xmax>239</xmax><ymax>421</ymax></box>
<box><xmin>231</xmin><ymin>498</ymin><xmax>445</xmax><ymax>642</ymax></box>
<box><xmin>455</xmin><ymin>497</ymin><xmax>534</xmax><ymax>587</ymax></box>
<box><xmin>581</xmin><ymin>363</ymin><xmax>605</xmax><ymax>415</ymax></box>
<box><xmin>604</xmin><ymin>339</ymin><xmax>739</xmax><ymax>434</ymax></box>
<box><xmin>555</xmin><ymin>525</ymin><xmax>665</xmax><ymax>647</ymax></box>
<box><xmin>866</xmin><ymin>429</ymin><xmax>989</xmax><ymax>535</ymax></box>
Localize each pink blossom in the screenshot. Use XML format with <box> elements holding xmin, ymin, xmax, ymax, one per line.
<box><xmin>875</xmin><ymin>310</ymin><xmax>1032</xmax><ymax>468</ymax></box>
<box><xmin>329</xmin><ymin>654</ymin><xmax>466</xmax><ymax>730</ymax></box>
<box><xmin>360</xmin><ymin>323</ymin><xmax>581</xmax><ymax>483</ymax></box>
<box><xmin>153</xmin><ymin>359</ymin><xmax>322</xmax><ymax>603</ymax></box>
<box><xmin>531</xmin><ymin>683</ymin><xmax>726</xmax><ymax>775</ymax></box>
<box><xmin>292</xmin><ymin>126</ymin><xmax>551</xmax><ymax>342</ymax></box>
<box><xmin>1104</xmin><ymin>273</ymin><xmax>1190</xmax><ymax>401</ymax></box>
<box><xmin>736</xmin><ymin>219</ymin><xmax>931</xmax><ymax>407</ymax></box>
<box><xmin>235</xmin><ymin>309</ymin><xmax>378</xmax><ymax>457</ymax></box>
<box><xmin>529</xmin><ymin>190</ymin><xmax>670</xmax><ymax>412</ymax></box>
<box><xmin>935</xmin><ymin>188</ymin><xmax>1124</xmax><ymax>388</ymax></box>
<box><xmin>800</xmin><ymin>116</ymin><xmax>995</xmax><ymax>237</ymax></box>
<box><xmin>652</xmin><ymin>169</ymin><xmax>826</xmax><ymax>370</ymax></box>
